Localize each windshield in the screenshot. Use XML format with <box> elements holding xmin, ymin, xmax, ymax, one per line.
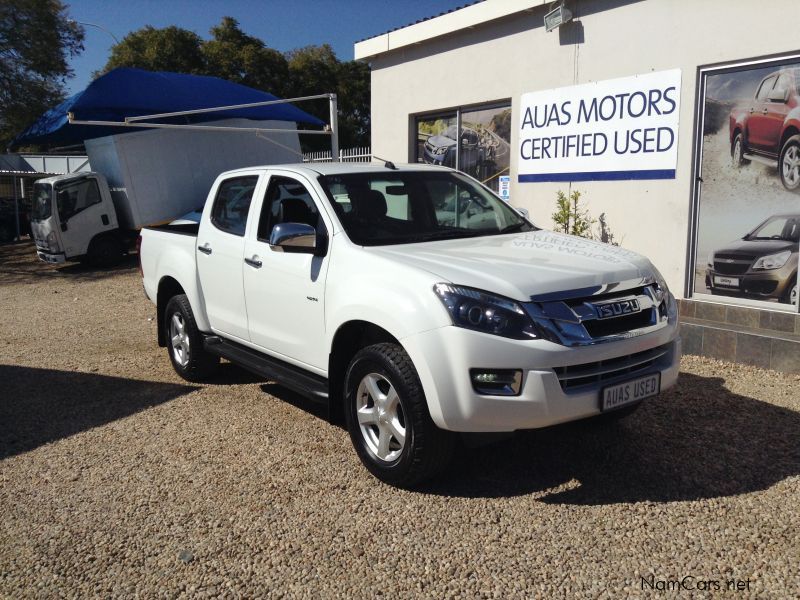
<box><xmin>318</xmin><ymin>170</ymin><xmax>535</xmax><ymax>246</ymax></box>
<box><xmin>747</xmin><ymin>215</ymin><xmax>800</xmax><ymax>242</ymax></box>
<box><xmin>31</xmin><ymin>183</ymin><xmax>52</xmax><ymax>221</ymax></box>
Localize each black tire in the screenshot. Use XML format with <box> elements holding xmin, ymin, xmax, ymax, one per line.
<box><xmin>164</xmin><ymin>294</ymin><xmax>219</xmax><ymax>382</ymax></box>
<box><xmin>86</xmin><ymin>234</ymin><xmax>124</xmax><ymax>267</ymax></box>
<box><xmin>779</xmin><ymin>134</ymin><xmax>800</xmax><ymax>192</ymax></box>
<box><xmin>344</xmin><ymin>343</ymin><xmax>455</xmax><ymax>487</ymax></box>
<box><xmin>782</xmin><ymin>278</ymin><xmax>798</xmax><ymax>306</ymax></box>
<box><xmin>731</xmin><ymin>132</ymin><xmax>749</xmax><ymax>168</ymax></box>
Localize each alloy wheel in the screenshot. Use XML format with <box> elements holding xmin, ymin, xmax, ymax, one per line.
<box><xmin>170</xmin><ymin>312</ymin><xmax>190</xmax><ymax>367</ymax></box>
<box><xmin>355</xmin><ymin>373</ymin><xmax>406</xmax><ymax>462</ymax></box>
<box><xmin>782</xmin><ymin>145</ymin><xmax>800</xmax><ymax>188</ymax></box>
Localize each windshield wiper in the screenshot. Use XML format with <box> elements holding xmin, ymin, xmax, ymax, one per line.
<box><xmin>499</xmin><ymin>222</ymin><xmax>528</xmax><ymax>234</ymax></box>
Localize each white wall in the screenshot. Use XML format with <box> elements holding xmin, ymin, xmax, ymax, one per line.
<box><xmin>366</xmin><ymin>0</ymin><xmax>800</xmax><ymax>297</ymax></box>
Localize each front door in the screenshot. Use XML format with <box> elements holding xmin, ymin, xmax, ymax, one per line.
<box><xmin>196</xmin><ymin>174</ymin><xmax>260</xmax><ymax>341</ymax></box>
<box><xmin>243</xmin><ymin>173</ymin><xmax>330</xmax><ymax>370</ymax></box>
<box><xmin>54</xmin><ymin>177</ymin><xmax>116</xmax><ymax>257</ymax></box>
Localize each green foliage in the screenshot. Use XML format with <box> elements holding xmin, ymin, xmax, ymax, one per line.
<box><xmin>0</xmin><ymin>0</ymin><xmax>84</xmax><ymax>149</ymax></box>
<box><xmin>98</xmin><ymin>18</ymin><xmax>370</xmax><ymax>147</ymax></box>
<box><xmin>552</xmin><ymin>189</ymin><xmax>594</xmax><ymax>237</ymax></box>
<box><xmin>552</xmin><ymin>190</ymin><xmax>619</xmax><ymax>245</ymax></box>
<box><xmin>103</xmin><ymin>26</ymin><xmax>204</xmax><ymax>75</ymax></box>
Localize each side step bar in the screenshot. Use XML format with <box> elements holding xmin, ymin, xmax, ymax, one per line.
<box><xmin>742</xmin><ymin>153</ymin><xmax>778</xmax><ymax>168</ymax></box>
<box><xmin>203</xmin><ymin>335</ymin><xmax>329</xmax><ymax>402</ymax></box>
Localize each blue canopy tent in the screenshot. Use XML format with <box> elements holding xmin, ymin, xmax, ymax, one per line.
<box><xmin>10</xmin><ymin>68</ymin><xmax>330</xmax><ymax>151</ymax></box>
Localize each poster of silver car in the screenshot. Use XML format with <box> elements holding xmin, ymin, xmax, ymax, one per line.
<box><xmin>601</xmin><ymin>373</ymin><xmax>661</xmax><ymax>411</ymax></box>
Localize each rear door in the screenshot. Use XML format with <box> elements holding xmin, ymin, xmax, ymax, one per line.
<box><xmin>243</xmin><ymin>171</ymin><xmax>332</xmax><ymax>370</ymax></box>
<box><xmin>762</xmin><ymin>73</ymin><xmax>792</xmax><ymax>156</ymax></box>
<box><xmin>196</xmin><ymin>173</ymin><xmax>261</xmax><ymax>341</ymax></box>
<box><xmin>747</xmin><ymin>75</ymin><xmax>776</xmax><ymax>151</ymax></box>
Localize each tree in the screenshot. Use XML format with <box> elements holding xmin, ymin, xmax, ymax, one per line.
<box><xmin>203</xmin><ymin>17</ymin><xmax>289</xmax><ymax>98</ymax></box>
<box><xmin>0</xmin><ymin>0</ymin><xmax>84</xmax><ymax>149</ymax></box>
<box><xmin>102</xmin><ymin>26</ymin><xmax>204</xmax><ymax>75</ymax></box>
<box><xmin>552</xmin><ymin>189</ymin><xmax>594</xmax><ymax>238</ymax></box>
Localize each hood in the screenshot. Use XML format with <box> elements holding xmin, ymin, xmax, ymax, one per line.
<box><xmin>714</xmin><ymin>237</ymin><xmax>798</xmax><ymax>256</ymax></box>
<box><xmin>366</xmin><ymin>230</ymin><xmax>654</xmax><ymax>301</ymax></box>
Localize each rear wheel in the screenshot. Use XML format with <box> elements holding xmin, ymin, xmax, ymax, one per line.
<box><xmin>779</xmin><ymin>135</ymin><xmax>800</xmax><ymax>192</ymax></box>
<box><xmin>164</xmin><ymin>294</ymin><xmax>219</xmax><ymax>382</ymax></box>
<box><xmin>344</xmin><ymin>343</ymin><xmax>455</xmax><ymax>487</ymax></box>
<box><xmin>731</xmin><ymin>132</ymin><xmax>749</xmax><ymax>168</ymax></box>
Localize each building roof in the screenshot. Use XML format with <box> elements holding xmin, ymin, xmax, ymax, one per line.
<box><xmin>354</xmin><ymin>0</ymin><xmax>547</xmax><ymax>60</ymax></box>
<box><xmin>0</xmin><ymin>154</ymin><xmax>38</xmax><ymax>175</ymax></box>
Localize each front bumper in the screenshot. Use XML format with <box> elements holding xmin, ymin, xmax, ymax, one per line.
<box><xmin>36</xmin><ymin>250</ymin><xmax>66</xmax><ymax>264</ymax></box>
<box><xmin>402</xmin><ymin>322</ymin><xmax>681</xmax><ymax>432</ymax></box>
<box><xmin>706</xmin><ymin>263</ymin><xmax>796</xmax><ymax>301</ymax></box>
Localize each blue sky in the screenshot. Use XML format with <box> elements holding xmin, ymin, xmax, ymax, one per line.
<box><xmin>65</xmin><ymin>0</ymin><xmax>470</xmax><ymax>94</ymax></box>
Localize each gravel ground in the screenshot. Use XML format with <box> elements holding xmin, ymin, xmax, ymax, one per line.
<box><xmin>1</xmin><ymin>240</ymin><xmax>798</xmax><ymax>598</ymax></box>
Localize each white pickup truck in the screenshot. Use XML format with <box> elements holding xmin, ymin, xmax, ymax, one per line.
<box><xmin>140</xmin><ymin>162</ymin><xmax>680</xmax><ymax>487</ymax></box>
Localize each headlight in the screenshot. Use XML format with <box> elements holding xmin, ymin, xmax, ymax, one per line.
<box><xmin>434</xmin><ymin>283</ymin><xmax>538</xmax><ymax>339</ymax></box>
<box><xmin>650</xmin><ymin>266</ymin><xmax>677</xmax><ymax>320</ymax></box>
<box><xmin>46</xmin><ymin>230</ymin><xmax>59</xmax><ymax>252</ymax></box>
<box><xmin>752</xmin><ymin>250</ymin><xmax>791</xmax><ymax>270</ymax></box>
<box><xmin>707</xmin><ymin>252</ymin><xmax>714</xmax><ymax>268</ymax></box>
<box><xmin>435</xmin><ymin>146</ymin><xmax>448</xmax><ymax>155</ymax></box>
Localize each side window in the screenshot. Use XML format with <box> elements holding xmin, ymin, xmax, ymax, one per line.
<box><xmin>756</xmin><ymin>76</ymin><xmax>776</xmax><ymax>101</ymax></box>
<box><xmin>210</xmin><ymin>176</ymin><xmax>258</xmax><ymax>236</ymax></box>
<box><xmin>55</xmin><ymin>178</ymin><xmax>101</xmax><ymax>221</ymax></box>
<box><xmin>772</xmin><ymin>74</ymin><xmax>789</xmax><ymax>99</ymax></box>
<box><xmin>257</xmin><ymin>176</ymin><xmax>320</xmax><ymax>242</ymax></box>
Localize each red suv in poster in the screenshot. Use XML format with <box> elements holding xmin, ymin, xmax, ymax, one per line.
<box><xmin>729</xmin><ymin>68</ymin><xmax>800</xmax><ymax>192</ymax></box>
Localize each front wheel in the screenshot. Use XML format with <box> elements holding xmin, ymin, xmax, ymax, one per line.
<box><xmin>164</xmin><ymin>294</ymin><xmax>219</xmax><ymax>382</ymax></box>
<box><xmin>344</xmin><ymin>343</ymin><xmax>455</xmax><ymax>487</ymax></box>
<box><xmin>779</xmin><ymin>135</ymin><xmax>800</xmax><ymax>192</ymax></box>
<box><xmin>783</xmin><ymin>280</ymin><xmax>798</xmax><ymax>306</ymax></box>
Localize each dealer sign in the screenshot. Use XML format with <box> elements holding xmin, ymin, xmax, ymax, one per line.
<box><xmin>518</xmin><ymin>69</ymin><xmax>681</xmax><ymax>182</ymax></box>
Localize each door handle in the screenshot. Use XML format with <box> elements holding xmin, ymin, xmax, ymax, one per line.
<box><xmin>198</xmin><ymin>244</ymin><xmax>212</xmax><ymax>255</ymax></box>
<box><xmin>244</xmin><ymin>256</ymin><xmax>262</xmax><ymax>268</ymax></box>
<box><xmin>749</xmin><ymin>108</ymin><xmax>754</xmax><ymax>114</ymax></box>
<box><xmin>762</xmin><ymin>108</ymin><xmax>768</xmax><ymax>115</ymax></box>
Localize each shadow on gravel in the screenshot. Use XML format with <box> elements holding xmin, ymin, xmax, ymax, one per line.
<box><xmin>0</xmin><ymin>240</ymin><xmax>138</xmax><ymax>286</ymax></box>
<box><xmin>417</xmin><ymin>372</ymin><xmax>800</xmax><ymax>504</ymax></box>
<box><xmin>260</xmin><ymin>383</ymin><xmax>334</xmax><ymax>425</ymax></box>
<box><xmin>0</xmin><ymin>365</ymin><xmax>198</xmax><ymax>459</ymax></box>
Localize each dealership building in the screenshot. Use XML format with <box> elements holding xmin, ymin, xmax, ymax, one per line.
<box><xmin>355</xmin><ymin>0</ymin><xmax>800</xmax><ymax>373</ymax></box>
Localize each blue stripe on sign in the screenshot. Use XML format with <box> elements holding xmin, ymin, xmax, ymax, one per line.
<box><xmin>518</xmin><ymin>169</ymin><xmax>676</xmax><ymax>182</ymax></box>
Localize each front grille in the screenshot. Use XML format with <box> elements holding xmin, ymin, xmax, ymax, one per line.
<box><xmin>583</xmin><ymin>310</ymin><xmax>654</xmax><ymax>338</ymax></box>
<box><xmin>713</xmin><ymin>260</ymin><xmax>751</xmax><ymax>275</ymax></box>
<box><xmin>525</xmin><ymin>280</ymin><xmax>670</xmax><ymax>347</ymax></box>
<box><xmin>553</xmin><ymin>343</ymin><xmax>672</xmax><ymax>392</ymax></box>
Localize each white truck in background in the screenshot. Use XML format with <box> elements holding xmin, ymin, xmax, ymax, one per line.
<box><xmin>140</xmin><ymin>161</ymin><xmax>681</xmax><ymax>487</ymax></box>
<box><xmin>30</xmin><ymin>119</ymin><xmax>301</xmax><ymax>266</ymax></box>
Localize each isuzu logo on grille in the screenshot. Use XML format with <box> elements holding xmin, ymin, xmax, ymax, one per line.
<box><xmin>593</xmin><ymin>298</ymin><xmax>641</xmax><ymax>319</ymax></box>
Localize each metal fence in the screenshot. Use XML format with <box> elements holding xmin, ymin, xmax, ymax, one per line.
<box><xmin>303</xmin><ymin>147</ymin><xmax>372</xmax><ymax>163</ymax></box>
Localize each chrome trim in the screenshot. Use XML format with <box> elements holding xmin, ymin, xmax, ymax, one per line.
<box><xmin>269</xmin><ymin>222</ymin><xmax>316</xmax><ymax>252</ymax></box>
<box><xmin>524</xmin><ymin>281</ymin><xmax>671</xmax><ymax>347</ymax></box>
<box><xmin>528</xmin><ymin>276</ymin><xmax>655</xmax><ymax>303</ymax></box>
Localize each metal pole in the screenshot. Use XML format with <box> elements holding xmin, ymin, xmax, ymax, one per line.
<box><xmin>125</xmin><ymin>93</ymin><xmax>334</xmax><ymax>122</ymax></box>
<box><xmin>13</xmin><ymin>175</ymin><xmax>20</xmax><ymax>241</ymax></box>
<box><xmin>329</xmin><ymin>94</ymin><xmax>339</xmax><ymax>162</ymax></box>
<box><xmin>68</xmin><ymin>118</ymin><xmax>332</xmax><ymax>135</ymax></box>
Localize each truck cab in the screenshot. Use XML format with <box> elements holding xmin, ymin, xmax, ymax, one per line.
<box><xmin>30</xmin><ymin>172</ymin><xmax>121</xmax><ymax>265</ymax></box>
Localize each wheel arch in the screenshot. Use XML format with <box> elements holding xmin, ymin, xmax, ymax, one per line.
<box><xmin>780</xmin><ymin>125</ymin><xmax>800</xmax><ymax>151</ymax></box>
<box><xmin>328</xmin><ymin>320</ymin><xmax>401</xmax><ymax>424</ymax></box>
<box><xmin>157</xmin><ymin>276</ymin><xmax>186</xmax><ymax>347</ymax></box>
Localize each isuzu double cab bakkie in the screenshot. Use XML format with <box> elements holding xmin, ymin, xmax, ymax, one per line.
<box><xmin>140</xmin><ymin>163</ymin><xmax>680</xmax><ymax>487</ymax></box>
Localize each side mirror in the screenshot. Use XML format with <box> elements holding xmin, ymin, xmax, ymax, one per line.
<box><xmin>269</xmin><ymin>222</ymin><xmax>317</xmax><ymax>254</ymax></box>
<box><xmin>515</xmin><ymin>207</ymin><xmax>530</xmax><ymax>219</ymax></box>
<box><xmin>768</xmin><ymin>87</ymin><xmax>789</xmax><ymax>103</ymax></box>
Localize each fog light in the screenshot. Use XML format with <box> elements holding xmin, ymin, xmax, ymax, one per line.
<box><xmin>469</xmin><ymin>369</ymin><xmax>523</xmax><ymax>396</ymax></box>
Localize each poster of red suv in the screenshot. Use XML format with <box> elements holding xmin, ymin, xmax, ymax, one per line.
<box><xmin>695</xmin><ymin>59</ymin><xmax>800</xmax><ymax>307</ymax></box>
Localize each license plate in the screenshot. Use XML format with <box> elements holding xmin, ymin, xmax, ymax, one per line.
<box><xmin>713</xmin><ymin>275</ymin><xmax>739</xmax><ymax>288</ymax></box>
<box><xmin>601</xmin><ymin>373</ymin><xmax>660</xmax><ymax>411</ymax></box>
